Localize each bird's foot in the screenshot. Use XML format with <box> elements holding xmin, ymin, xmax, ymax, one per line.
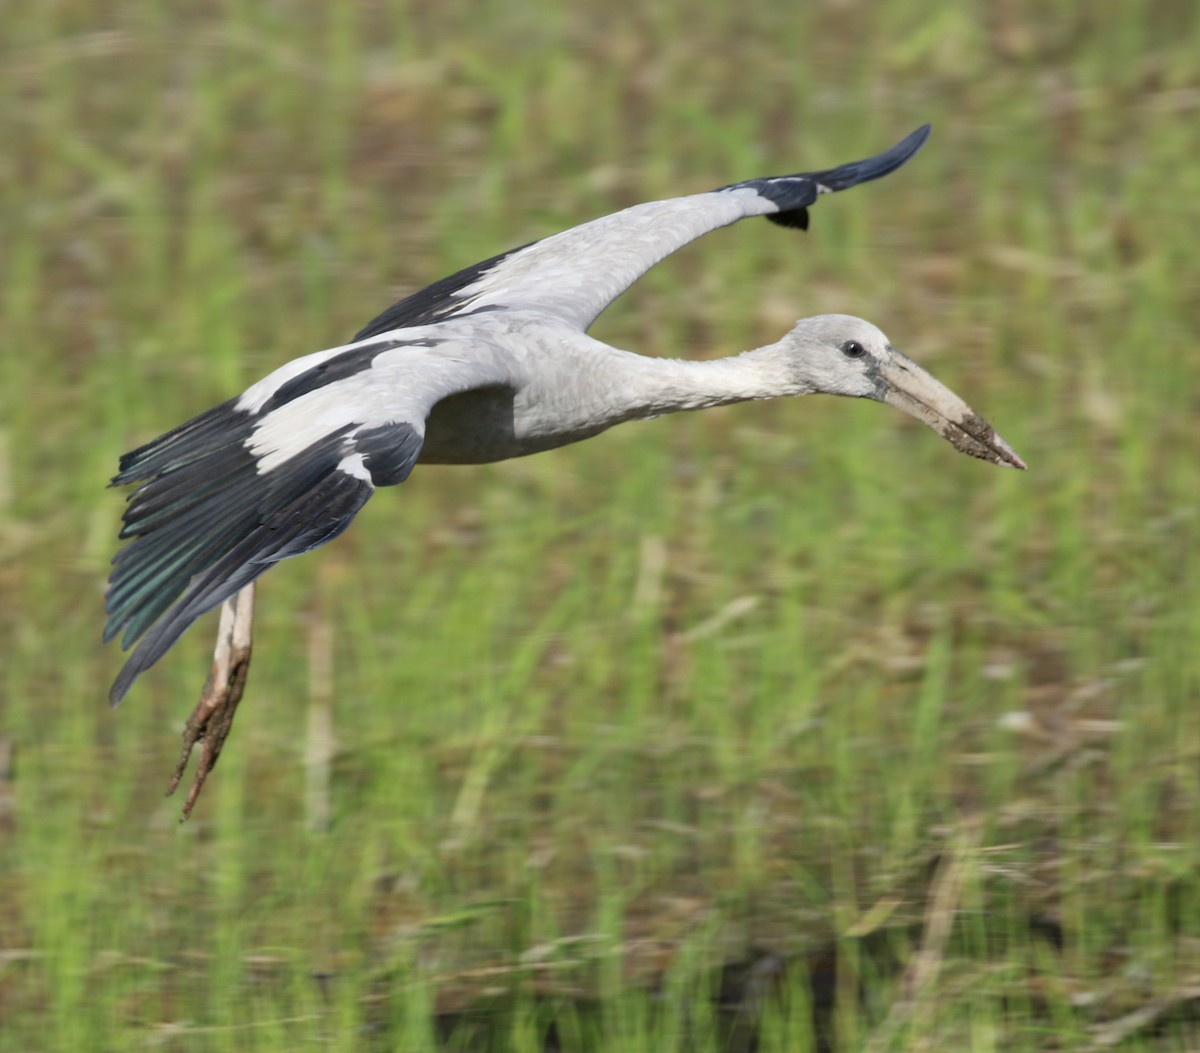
<box><xmin>167</xmin><ymin>585</ymin><xmax>255</xmax><ymax>820</ymax></box>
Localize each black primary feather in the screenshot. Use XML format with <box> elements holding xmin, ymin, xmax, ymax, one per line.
<box><xmin>721</xmin><ymin>124</ymin><xmax>931</xmax><ymax>231</ymax></box>
<box><xmin>105</xmin><ymin>399</ymin><xmax>424</xmax><ymax>704</ymax></box>
<box><xmin>798</xmin><ymin>124</ymin><xmax>931</xmax><ymax>191</ymax></box>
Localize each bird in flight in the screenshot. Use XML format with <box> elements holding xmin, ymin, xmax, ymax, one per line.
<box><xmin>106</xmin><ymin>125</ymin><xmax>1023</xmax><ymax>813</ymax></box>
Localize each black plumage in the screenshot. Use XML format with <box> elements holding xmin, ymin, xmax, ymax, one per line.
<box><xmin>106</xmin><ymin>401</ymin><xmax>426</xmax><ymax>703</ymax></box>
<box><xmin>352</xmin><ymin>244</ymin><xmax>534</xmax><ymax>342</ymax></box>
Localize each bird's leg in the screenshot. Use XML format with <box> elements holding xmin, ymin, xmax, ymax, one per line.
<box><xmin>167</xmin><ymin>584</ymin><xmax>256</xmax><ymax>820</ymax></box>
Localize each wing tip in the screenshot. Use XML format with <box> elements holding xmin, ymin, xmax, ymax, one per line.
<box><xmin>108</xmin><ymin>652</ymin><xmax>143</xmax><ymax>707</ymax></box>
<box><xmin>727</xmin><ymin>122</ymin><xmax>934</xmax><ymax>222</ymax></box>
<box><xmin>811</xmin><ymin>123</ymin><xmax>934</xmax><ymax>192</ymax></box>
<box><xmin>896</xmin><ymin>122</ymin><xmax>933</xmax><ymax>165</ymax></box>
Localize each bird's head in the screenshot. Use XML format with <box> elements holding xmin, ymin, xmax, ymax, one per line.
<box><xmin>780</xmin><ymin>314</ymin><xmax>1025</xmax><ymax>469</ymax></box>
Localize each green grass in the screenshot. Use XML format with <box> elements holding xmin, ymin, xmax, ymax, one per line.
<box><xmin>3</xmin><ymin>0</ymin><xmax>1200</xmax><ymax>1049</ymax></box>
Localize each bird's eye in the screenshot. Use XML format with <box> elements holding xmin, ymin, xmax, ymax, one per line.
<box><xmin>841</xmin><ymin>340</ymin><xmax>866</xmax><ymax>359</ymax></box>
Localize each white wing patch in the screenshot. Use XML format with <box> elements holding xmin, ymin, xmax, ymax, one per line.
<box><xmin>247</xmin><ymin>337</ymin><xmax>519</xmax><ymax>474</ymax></box>
<box><xmin>336</xmin><ymin>452</ymin><xmax>372</xmax><ymax>482</ymax></box>
<box><xmin>238</xmin><ymin>344</ymin><xmax>361</xmax><ymax>415</ymax></box>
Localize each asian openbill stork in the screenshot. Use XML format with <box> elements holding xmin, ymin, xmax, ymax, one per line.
<box><xmin>105</xmin><ymin>125</ymin><xmax>1024</xmax><ymax>814</ymax></box>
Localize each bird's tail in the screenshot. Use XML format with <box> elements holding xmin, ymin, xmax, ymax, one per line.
<box><xmin>104</xmin><ymin>400</ymin><xmax>375</xmax><ymax>705</ymax></box>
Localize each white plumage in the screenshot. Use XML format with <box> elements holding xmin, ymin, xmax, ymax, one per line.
<box><xmin>106</xmin><ymin>124</ymin><xmax>1023</xmax><ymax>708</ymax></box>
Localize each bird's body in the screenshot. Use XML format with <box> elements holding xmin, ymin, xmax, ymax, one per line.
<box><xmin>244</xmin><ymin>318</ymin><xmax>828</xmax><ymax>468</ymax></box>
<box><xmin>107</xmin><ymin>125</ymin><xmax>1023</xmax><ymax>708</ymax></box>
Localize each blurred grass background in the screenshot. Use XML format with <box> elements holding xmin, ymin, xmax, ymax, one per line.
<box><xmin>2</xmin><ymin>0</ymin><xmax>1199</xmax><ymax>1049</ymax></box>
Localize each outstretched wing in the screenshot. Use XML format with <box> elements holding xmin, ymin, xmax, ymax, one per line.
<box><xmin>105</xmin><ymin>336</ymin><xmax>515</xmax><ymax>704</ymax></box>
<box><xmin>355</xmin><ymin>125</ymin><xmax>930</xmax><ymax>340</ymax></box>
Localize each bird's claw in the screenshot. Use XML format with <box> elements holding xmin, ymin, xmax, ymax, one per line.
<box><xmin>167</xmin><ymin>585</ymin><xmax>255</xmax><ymax>820</ymax></box>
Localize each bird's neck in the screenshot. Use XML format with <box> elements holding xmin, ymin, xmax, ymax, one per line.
<box><xmin>488</xmin><ymin>335</ymin><xmax>810</xmax><ymax>462</ymax></box>
<box><xmin>603</xmin><ymin>342</ymin><xmax>806</xmax><ymax>421</ymax></box>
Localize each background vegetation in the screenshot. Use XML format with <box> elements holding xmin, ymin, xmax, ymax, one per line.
<box><xmin>2</xmin><ymin>0</ymin><xmax>1198</xmax><ymax>1048</ymax></box>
